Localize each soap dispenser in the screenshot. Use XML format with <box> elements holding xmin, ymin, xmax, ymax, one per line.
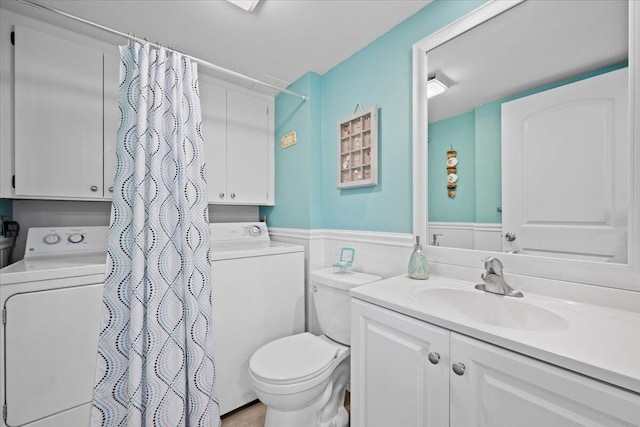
<box><xmin>408</xmin><ymin>236</ymin><xmax>429</xmax><ymax>280</ymax></box>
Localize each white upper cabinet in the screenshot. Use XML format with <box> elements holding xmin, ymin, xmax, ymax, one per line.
<box><xmin>226</xmin><ymin>91</ymin><xmax>270</xmax><ymax>204</ymax></box>
<box><xmin>103</xmin><ymin>50</ymin><xmax>120</xmax><ymax>200</ymax></box>
<box><xmin>14</xmin><ymin>25</ymin><xmax>104</xmax><ymax>199</ymax></box>
<box><xmin>200</xmin><ymin>79</ymin><xmax>227</xmax><ymax>203</ymax></box>
<box><xmin>200</xmin><ymin>81</ymin><xmax>274</xmax><ymax>206</ymax></box>
<box><xmin>4</xmin><ymin>15</ymin><xmax>274</xmax><ymax>205</ymax></box>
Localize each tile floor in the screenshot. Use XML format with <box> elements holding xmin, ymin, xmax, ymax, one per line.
<box><xmin>221</xmin><ymin>401</ymin><xmax>266</xmax><ymax>427</ymax></box>
<box><xmin>221</xmin><ymin>392</ymin><xmax>350</xmax><ymax>427</ymax></box>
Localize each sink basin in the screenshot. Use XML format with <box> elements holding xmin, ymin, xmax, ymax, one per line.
<box><xmin>407</xmin><ymin>287</ymin><xmax>569</xmax><ymax>331</ymax></box>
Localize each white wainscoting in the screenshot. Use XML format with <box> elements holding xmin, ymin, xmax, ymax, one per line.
<box><xmin>427</xmin><ymin>222</ymin><xmax>502</xmax><ymax>252</ymax></box>
<box><xmin>270</xmin><ymin>228</ymin><xmax>414</xmax><ymax>334</ymax></box>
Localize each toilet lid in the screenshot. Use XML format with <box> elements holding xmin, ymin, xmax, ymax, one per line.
<box><xmin>249</xmin><ymin>333</ymin><xmax>339</xmax><ymax>385</ymax></box>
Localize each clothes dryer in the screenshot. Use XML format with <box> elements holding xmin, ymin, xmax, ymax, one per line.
<box><xmin>0</xmin><ymin>226</ymin><xmax>108</xmax><ymax>427</ymax></box>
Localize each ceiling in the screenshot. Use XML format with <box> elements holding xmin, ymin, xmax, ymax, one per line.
<box><xmin>1</xmin><ymin>0</ymin><xmax>431</xmax><ymax>94</ymax></box>
<box><xmin>428</xmin><ymin>0</ymin><xmax>628</xmax><ymax>122</ymax></box>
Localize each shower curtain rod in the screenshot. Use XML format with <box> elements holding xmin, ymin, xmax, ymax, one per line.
<box><xmin>16</xmin><ymin>0</ymin><xmax>309</xmax><ymax>101</ymax></box>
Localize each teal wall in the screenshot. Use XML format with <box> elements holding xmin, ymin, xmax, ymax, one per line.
<box><xmin>428</xmin><ymin>112</ymin><xmax>475</xmax><ymax>222</ymax></box>
<box><xmin>261</xmin><ymin>72</ymin><xmax>323</xmax><ymax>229</ymax></box>
<box><xmin>263</xmin><ymin>0</ymin><xmax>487</xmax><ymax>232</ymax></box>
<box><xmin>428</xmin><ymin>62</ymin><xmax>628</xmax><ymax>224</ymax></box>
<box><xmin>0</xmin><ymin>199</ymin><xmax>12</xmax><ymax>220</ymax></box>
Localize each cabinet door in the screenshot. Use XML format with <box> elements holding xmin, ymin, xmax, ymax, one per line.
<box><xmin>226</xmin><ymin>90</ymin><xmax>269</xmax><ymax>204</ymax></box>
<box><xmin>351</xmin><ymin>299</ymin><xmax>449</xmax><ymax>427</ymax></box>
<box><xmin>14</xmin><ymin>25</ymin><xmax>104</xmax><ymax>199</ymax></box>
<box><xmin>103</xmin><ymin>50</ymin><xmax>120</xmax><ymax>199</ymax></box>
<box><xmin>200</xmin><ymin>80</ymin><xmax>227</xmax><ymax>203</ymax></box>
<box><xmin>450</xmin><ymin>333</ymin><xmax>640</xmax><ymax>427</ymax></box>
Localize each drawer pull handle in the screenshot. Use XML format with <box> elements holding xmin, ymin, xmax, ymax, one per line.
<box><xmin>452</xmin><ymin>362</ymin><xmax>466</xmax><ymax>376</ymax></box>
<box><xmin>428</xmin><ymin>352</ymin><xmax>440</xmax><ymax>365</ymax></box>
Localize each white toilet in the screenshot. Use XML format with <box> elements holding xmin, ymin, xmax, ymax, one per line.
<box><xmin>248</xmin><ymin>267</ymin><xmax>381</xmax><ymax>427</ymax></box>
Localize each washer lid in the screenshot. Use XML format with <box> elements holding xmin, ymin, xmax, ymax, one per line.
<box><xmin>310</xmin><ymin>267</ymin><xmax>382</xmax><ymax>290</ymax></box>
<box><xmin>249</xmin><ymin>333</ymin><xmax>338</xmax><ymax>385</ymax></box>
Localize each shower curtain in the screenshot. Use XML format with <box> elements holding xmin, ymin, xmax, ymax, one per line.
<box><xmin>91</xmin><ymin>42</ymin><xmax>220</xmax><ymax>427</ymax></box>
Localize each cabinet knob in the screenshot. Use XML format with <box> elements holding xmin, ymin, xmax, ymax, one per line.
<box><xmin>219</xmin><ymin>192</ymin><xmax>225</xmax><ymax>199</ymax></box>
<box><xmin>427</xmin><ymin>352</ymin><xmax>440</xmax><ymax>365</ymax></box>
<box><xmin>230</xmin><ymin>193</ymin><xmax>236</xmax><ymax>199</ymax></box>
<box><xmin>452</xmin><ymin>362</ymin><xmax>466</xmax><ymax>376</ymax></box>
<box><xmin>90</xmin><ymin>185</ymin><xmax>99</xmax><ymax>192</ymax></box>
<box><xmin>109</xmin><ymin>186</ymin><xmax>114</xmax><ymax>193</ymax></box>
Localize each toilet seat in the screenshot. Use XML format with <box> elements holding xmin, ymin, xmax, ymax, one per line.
<box><xmin>250</xmin><ymin>333</ymin><xmax>339</xmax><ymax>385</ymax></box>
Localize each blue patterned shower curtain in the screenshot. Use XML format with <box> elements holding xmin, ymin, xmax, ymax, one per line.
<box><xmin>91</xmin><ymin>42</ymin><xmax>220</xmax><ymax>427</ymax></box>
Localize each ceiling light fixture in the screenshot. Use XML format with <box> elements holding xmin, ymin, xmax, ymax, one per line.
<box><xmin>226</xmin><ymin>0</ymin><xmax>261</xmax><ymax>12</ymax></box>
<box><xmin>427</xmin><ymin>75</ymin><xmax>448</xmax><ymax>98</ymax></box>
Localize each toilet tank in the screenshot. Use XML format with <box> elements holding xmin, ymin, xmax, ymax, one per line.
<box><xmin>311</xmin><ymin>268</ymin><xmax>382</xmax><ymax>345</ymax></box>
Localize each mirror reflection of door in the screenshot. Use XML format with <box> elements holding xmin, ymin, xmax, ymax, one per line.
<box><xmin>426</xmin><ymin>0</ymin><xmax>629</xmax><ymax>263</ymax></box>
<box><xmin>502</xmin><ymin>68</ymin><xmax>628</xmax><ymax>263</ymax></box>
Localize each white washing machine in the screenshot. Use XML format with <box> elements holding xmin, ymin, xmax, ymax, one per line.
<box><xmin>0</xmin><ymin>226</ymin><xmax>108</xmax><ymax>427</ymax></box>
<box><xmin>210</xmin><ymin>222</ymin><xmax>305</xmax><ymax>415</ymax></box>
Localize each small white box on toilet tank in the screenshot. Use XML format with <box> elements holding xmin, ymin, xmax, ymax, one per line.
<box><xmin>311</xmin><ymin>267</ymin><xmax>382</xmax><ymax>345</ymax></box>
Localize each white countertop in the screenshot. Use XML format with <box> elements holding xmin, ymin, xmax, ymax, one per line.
<box><xmin>351</xmin><ymin>274</ymin><xmax>640</xmax><ymax>394</ymax></box>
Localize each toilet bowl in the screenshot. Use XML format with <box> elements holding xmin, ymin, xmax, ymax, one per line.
<box><xmin>248</xmin><ymin>268</ymin><xmax>382</xmax><ymax>427</ymax></box>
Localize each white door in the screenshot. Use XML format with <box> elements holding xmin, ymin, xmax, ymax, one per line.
<box><xmin>450</xmin><ymin>333</ymin><xmax>640</xmax><ymax>427</ymax></box>
<box><xmin>226</xmin><ymin>91</ymin><xmax>269</xmax><ymax>204</ymax></box>
<box><xmin>14</xmin><ymin>25</ymin><xmax>104</xmax><ymax>199</ymax></box>
<box><xmin>4</xmin><ymin>283</ymin><xmax>104</xmax><ymax>426</ymax></box>
<box><xmin>200</xmin><ymin>80</ymin><xmax>227</xmax><ymax>203</ymax></box>
<box><xmin>502</xmin><ymin>68</ymin><xmax>628</xmax><ymax>262</ymax></box>
<box><xmin>103</xmin><ymin>50</ymin><xmax>120</xmax><ymax>199</ymax></box>
<box><xmin>351</xmin><ymin>300</ymin><xmax>449</xmax><ymax>427</ymax></box>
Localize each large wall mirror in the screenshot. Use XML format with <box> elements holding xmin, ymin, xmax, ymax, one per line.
<box><xmin>412</xmin><ymin>0</ymin><xmax>640</xmax><ymax>291</ymax></box>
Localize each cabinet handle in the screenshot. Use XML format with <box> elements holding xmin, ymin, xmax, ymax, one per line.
<box><xmin>90</xmin><ymin>185</ymin><xmax>99</xmax><ymax>192</ymax></box>
<box><xmin>452</xmin><ymin>363</ymin><xmax>466</xmax><ymax>376</ymax></box>
<box><xmin>230</xmin><ymin>193</ymin><xmax>236</xmax><ymax>199</ymax></box>
<box><xmin>219</xmin><ymin>192</ymin><xmax>225</xmax><ymax>199</ymax></box>
<box><xmin>427</xmin><ymin>352</ymin><xmax>440</xmax><ymax>365</ymax></box>
<box><xmin>108</xmin><ymin>187</ymin><xmax>114</xmax><ymax>193</ymax></box>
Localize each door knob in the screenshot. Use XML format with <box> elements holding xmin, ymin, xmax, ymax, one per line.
<box><xmin>90</xmin><ymin>185</ymin><xmax>99</xmax><ymax>192</ymax></box>
<box><xmin>108</xmin><ymin>187</ymin><xmax>114</xmax><ymax>193</ymax></box>
<box><xmin>452</xmin><ymin>362</ymin><xmax>466</xmax><ymax>376</ymax></box>
<box><xmin>230</xmin><ymin>193</ymin><xmax>236</xmax><ymax>199</ymax></box>
<box><xmin>219</xmin><ymin>193</ymin><xmax>225</xmax><ymax>198</ymax></box>
<box><xmin>427</xmin><ymin>352</ymin><xmax>440</xmax><ymax>365</ymax></box>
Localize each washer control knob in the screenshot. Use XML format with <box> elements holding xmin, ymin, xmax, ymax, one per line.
<box><xmin>43</xmin><ymin>233</ymin><xmax>61</xmax><ymax>245</ymax></box>
<box><xmin>250</xmin><ymin>225</ymin><xmax>262</xmax><ymax>235</ymax></box>
<box><xmin>68</xmin><ymin>233</ymin><xmax>85</xmax><ymax>244</ymax></box>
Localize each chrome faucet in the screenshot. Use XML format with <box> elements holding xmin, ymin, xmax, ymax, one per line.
<box><xmin>475</xmin><ymin>256</ymin><xmax>523</xmax><ymax>297</ymax></box>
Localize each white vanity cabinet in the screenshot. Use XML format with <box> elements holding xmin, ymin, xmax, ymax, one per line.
<box><xmin>351</xmin><ymin>299</ymin><xmax>640</xmax><ymax>427</ymax></box>
<box><xmin>351</xmin><ymin>298</ymin><xmax>450</xmax><ymax>427</ymax></box>
<box><xmin>200</xmin><ymin>80</ymin><xmax>273</xmax><ymax>205</ymax></box>
<box><xmin>14</xmin><ymin>25</ymin><xmax>105</xmax><ymax>199</ymax></box>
